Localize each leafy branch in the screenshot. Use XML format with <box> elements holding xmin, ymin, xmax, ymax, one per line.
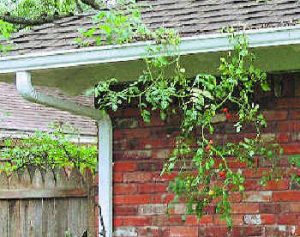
<box><xmin>80</xmin><ymin>0</ymin><xmax>283</xmax><ymax>226</ymax></box>
<box><xmin>0</xmin><ymin>124</ymin><xmax>97</xmax><ymax>174</ymax></box>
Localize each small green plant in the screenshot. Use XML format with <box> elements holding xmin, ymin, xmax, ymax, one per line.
<box><xmin>76</xmin><ymin>0</ymin><xmax>150</xmax><ymax>46</ymax></box>
<box><xmin>289</xmin><ymin>155</ymin><xmax>300</xmax><ymax>185</ymax></box>
<box><xmin>0</xmin><ymin>124</ymin><xmax>97</xmax><ymax>174</ymax></box>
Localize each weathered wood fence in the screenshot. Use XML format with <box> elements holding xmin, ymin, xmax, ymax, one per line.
<box><xmin>0</xmin><ymin>167</ymin><xmax>96</xmax><ymax>237</ymax></box>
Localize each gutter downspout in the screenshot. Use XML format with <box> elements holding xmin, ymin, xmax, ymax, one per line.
<box><xmin>16</xmin><ymin>71</ymin><xmax>113</xmax><ymax>237</ymax></box>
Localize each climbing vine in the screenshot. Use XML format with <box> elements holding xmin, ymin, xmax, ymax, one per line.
<box><xmin>0</xmin><ymin>124</ymin><xmax>97</xmax><ymax>174</ymax></box>
<box><xmin>78</xmin><ymin>0</ymin><xmax>285</xmax><ymax>226</ymax></box>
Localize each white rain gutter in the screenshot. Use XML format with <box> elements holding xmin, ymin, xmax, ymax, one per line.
<box><xmin>16</xmin><ymin>71</ymin><xmax>113</xmax><ymax>237</ymax></box>
<box><xmin>1</xmin><ymin>26</ymin><xmax>300</xmax><ymax>73</ymax></box>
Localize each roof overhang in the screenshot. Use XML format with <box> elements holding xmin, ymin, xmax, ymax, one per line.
<box><xmin>1</xmin><ymin>26</ymin><xmax>300</xmax><ymax>95</ymax></box>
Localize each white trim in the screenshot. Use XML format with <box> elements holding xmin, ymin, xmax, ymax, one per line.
<box><xmin>1</xmin><ymin>26</ymin><xmax>300</xmax><ymax>73</ymax></box>
<box><xmin>98</xmin><ymin>116</ymin><xmax>113</xmax><ymax>237</ymax></box>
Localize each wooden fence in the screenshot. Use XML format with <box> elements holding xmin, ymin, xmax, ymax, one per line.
<box><xmin>0</xmin><ymin>167</ymin><xmax>96</xmax><ymax>237</ymax></box>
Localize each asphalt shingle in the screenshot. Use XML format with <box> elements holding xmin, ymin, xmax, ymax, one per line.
<box><xmin>0</xmin><ymin>83</ymin><xmax>97</xmax><ymax>138</ymax></box>
<box><xmin>2</xmin><ymin>0</ymin><xmax>300</xmax><ymax>56</ymax></box>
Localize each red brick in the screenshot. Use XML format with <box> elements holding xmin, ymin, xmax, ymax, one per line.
<box><xmin>185</xmin><ymin>215</ymin><xmax>213</xmax><ymax>225</ymax></box>
<box><xmin>156</xmin><ymin>172</ymin><xmax>178</xmax><ymax>182</ymax></box>
<box><xmin>290</xmin><ymin>109</ymin><xmax>300</xmax><ymax>119</ymax></box>
<box><xmin>243</xmin><ymin>191</ymin><xmax>272</xmax><ymax>202</ymax></box>
<box><xmin>243</xmin><ymin>168</ymin><xmax>270</xmax><ymax>178</ymax></box>
<box><xmin>244</xmin><ymin>179</ymin><xmax>289</xmax><ymax>191</ymax></box>
<box><xmin>137</xmin><ymin>227</ymin><xmax>169</xmax><ymax>237</ymax></box>
<box><xmin>288</xmin><ymin>203</ymin><xmax>300</xmax><ymax>212</ymax></box>
<box><xmin>113</xmin><ymin>117</ymin><xmax>139</xmax><ymax>129</ymax></box>
<box><xmin>114</xmin><ymin>194</ymin><xmax>152</xmax><ymax>204</ymax></box>
<box><xmin>261</xmin><ymin>214</ymin><xmax>276</xmax><ymax>224</ymax></box>
<box><xmin>281</xmin><ymin>143</ymin><xmax>300</xmax><ymax>154</ymax></box>
<box><xmin>151</xmin><ymin>215</ymin><xmax>182</xmax><ymax>226</ymax></box>
<box><xmin>244</xmin><ymin>179</ymin><xmax>260</xmax><ymax>190</ymax></box>
<box><xmin>273</xmin><ymin>191</ymin><xmax>300</xmax><ymax>202</ymax></box>
<box><xmin>278</xmin><ymin>214</ymin><xmax>299</xmax><ymax>225</ymax></box>
<box><xmin>228</xmin><ymin>193</ymin><xmax>242</xmax><ymax>202</ymax></box>
<box><xmin>214</xmin><ymin>215</ymin><xmax>243</xmax><ymax>225</ymax></box>
<box><xmin>137</xmin><ymin>162</ymin><xmax>163</xmax><ymax>172</ymax></box>
<box><xmin>231</xmin><ymin>226</ymin><xmax>263</xmax><ymax>237</ymax></box>
<box><xmin>123</xmin><ymin>172</ymin><xmax>153</xmax><ymax>183</ymax></box>
<box><xmin>232</xmin><ymin>203</ymin><xmax>259</xmax><ymax>214</ymax></box>
<box><xmin>226</xmin><ymin>158</ymin><xmax>248</xmax><ymax>168</ymax></box>
<box><xmin>113</xmin><ymin>217</ymin><xmax>123</xmax><ymax>227</ymax></box>
<box><xmin>265</xmin><ymin>225</ymin><xmax>296</xmax><ymax>236</ymax></box>
<box><xmin>138</xmin><ymin>183</ymin><xmax>168</xmax><ymax>194</ymax></box>
<box><xmin>114</xmin><ymin>128</ymin><xmax>151</xmax><ymax>140</ymax></box>
<box><xmin>262</xmin><ymin>180</ymin><xmax>289</xmax><ymax>191</ymax></box>
<box><xmin>169</xmin><ymin>226</ymin><xmax>198</xmax><ymax>237</ymax></box>
<box><xmin>152</xmin><ymin>149</ymin><xmax>172</xmax><ymax>159</ymax></box>
<box><xmin>114</xmin><ymin>161</ymin><xmax>137</xmax><ymax>172</ymax></box>
<box><xmin>263</xmin><ymin>110</ymin><xmax>288</xmax><ymax>121</ymax></box>
<box><xmin>110</xmin><ymin>107</ymin><xmax>140</xmax><ymax>118</ymax></box>
<box><xmin>277</xmin><ymin>133</ymin><xmax>290</xmax><ymax>143</ymax></box>
<box><xmin>296</xmin><ymin>226</ymin><xmax>300</xmax><ymax>236</ymax></box>
<box><xmin>114</xmin><ymin>205</ymin><xmax>137</xmax><ymax>216</ymax></box>
<box><xmin>122</xmin><ymin>216</ymin><xmax>151</xmax><ymax>226</ymax></box>
<box><xmin>113</xmin><ymin>172</ymin><xmax>123</xmax><ymax>182</ymax></box>
<box><xmin>276</xmin><ymin>98</ymin><xmax>300</xmax><ymax>109</ymax></box>
<box><xmin>114</xmin><ymin>149</ymin><xmax>152</xmax><ymax>160</ymax></box>
<box><xmin>114</xmin><ymin>184</ymin><xmax>137</xmax><ymax>194</ymax></box>
<box><xmin>161</xmin><ymin>194</ymin><xmax>175</xmax><ymax>204</ymax></box>
<box><xmin>259</xmin><ymin>203</ymin><xmax>281</xmax><ymax>214</ymax></box>
<box><xmin>199</xmin><ymin>226</ymin><xmax>228</xmax><ymax>237</ymax></box>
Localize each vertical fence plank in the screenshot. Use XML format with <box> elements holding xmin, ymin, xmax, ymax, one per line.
<box><xmin>19</xmin><ymin>169</ymin><xmax>31</xmax><ymax>237</ymax></box>
<box><xmin>69</xmin><ymin>169</ymin><xmax>83</xmax><ymax>237</ymax></box>
<box><xmin>31</xmin><ymin>169</ymin><xmax>43</xmax><ymax>236</ymax></box>
<box><xmin>0</xmin><ymin>172</ymin><xmax>9</xmax><ymax>237</ymax></box>
<box><xmin>42</xmin><ymin>170</ymin><xmax>56</xmax><ymax>237</ymax></box>
<box><xmin>84</xmin><ymin>169</ymin><xmax>96</xmax><ymax>237</ymax></box>
<box><xmin>0</xmin><ymin>200</ymin><xmax>9</xmax><ymax>237</ymax></box>
<box><xmin>8</xmin><ymin>200</ymin><xmax>21</xmax><ymax>237</ymax></box>
<box><xmin>20</xmin><ymin>199</ymin><xmax>30</xmax><ymax>237</ymax></box>
<box><xmin>79</xmin><ymin>198</ymin><xmax>88</xmax><ymax>236</ymax></box>
<box><xmin>55</xmin><ymin>168</ymin><xmax>70</xmax><ymax>236</ymax></box>
<box><xmin>8</xmin><ymin>173</ymin><xmax>21</xmax><ymax>237</ymax></box>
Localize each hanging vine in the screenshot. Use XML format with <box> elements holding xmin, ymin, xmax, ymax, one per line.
<box><xmin>80</xmin><ymin>0</ymin><xmax>283</xmax><ymax>226</ymax></box>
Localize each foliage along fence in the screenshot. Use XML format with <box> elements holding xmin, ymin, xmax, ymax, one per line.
<box><xmin>0</xmin><ymin>167</ymin><xmax>96</xmax><ymax>237</ymax></box>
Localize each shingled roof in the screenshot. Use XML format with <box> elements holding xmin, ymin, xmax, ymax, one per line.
<box><xmin>0</xmin><ymin>82</ymin><xmax>97</xmax><ymax>142</ymax></box>
<box><xmin>5</xmin><ymin>0</ymin><xmax>300</xmax><ymax>56</ymax></box>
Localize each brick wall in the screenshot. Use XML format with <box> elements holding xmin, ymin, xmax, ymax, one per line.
<box><xmin>107</xmin><ymin>74</ymin><xmax>300</xmax><ymax>237</ymax></box>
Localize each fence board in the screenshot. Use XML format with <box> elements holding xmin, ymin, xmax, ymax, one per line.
<box><xmin>0</xmin><ymin>201</ymin><xmax>8</xmax><ymax>237</ymax></box>
<box><xmin>19</xmin><ymin>200</ymin><xmax>29</xmax><ymax>237</ymax></box>
<box><xmin>0</xmin><ymin>167</ymin><xmax>95</xmax><ymax>237</ymax></box>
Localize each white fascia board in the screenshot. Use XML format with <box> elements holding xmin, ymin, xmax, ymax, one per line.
<box><xmin>1</xmin><ymin>26</ymin><xmax>300</xmax><ymax>73</ymax></box>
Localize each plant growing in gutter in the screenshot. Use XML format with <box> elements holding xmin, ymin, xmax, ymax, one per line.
<box><xmin>0</xmin><ymin>123</ymin><xmax>97</xmax><ymax>174</ymax></box>
<box><xmin>79</xmin><ymin>0</ymin><xmax>284</xmax><ymax>227</ymax></box>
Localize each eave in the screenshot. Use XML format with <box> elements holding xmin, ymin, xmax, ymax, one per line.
<box><xmin>1</xmin><ymin>25</ymin><xmax>300</xmax><ymax>95</ymax></box>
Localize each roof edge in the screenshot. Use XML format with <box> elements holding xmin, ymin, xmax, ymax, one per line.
<box><xmin>1</xmin><ymin>25</ymin><xmax>300</xmax><ymax>73</ymax></box>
